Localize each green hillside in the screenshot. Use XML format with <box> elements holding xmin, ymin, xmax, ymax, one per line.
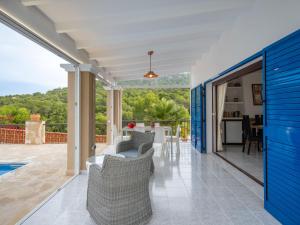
<box><xmin>0</xmin><ymin>83</ymin><xmax>190</xmax><ymax>132</ymax></box>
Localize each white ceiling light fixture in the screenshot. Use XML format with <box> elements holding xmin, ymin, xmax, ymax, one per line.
<box><xmin>144</xmin><ymin>50</ymin><xmax>159</xmax><ymax>79</ymax></box>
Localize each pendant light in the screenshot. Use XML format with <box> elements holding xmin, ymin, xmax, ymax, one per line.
<box><xmin>144</xmin><ymin>50</ymin><xmax>159</xmax><ymax>78</ymax></box>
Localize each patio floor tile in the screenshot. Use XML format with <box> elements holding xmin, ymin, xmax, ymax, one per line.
<box><xmin>21</xmin><ymin>142</ymin><xmax>280</xmax><ymax>225</ymax></box>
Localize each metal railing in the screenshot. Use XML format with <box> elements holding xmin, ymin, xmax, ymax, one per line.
<box><xmin>122</xmin><ymin>120</ymin><xmax>190</xmax><ymax>141</ymax></box>
<box><xmin>45</xmin><ymin>123</ymin><xmax>67</xmax><ymax>133</ymax></box>
<box><xmin>0</xmin><ymin>120</ymin><xmax>190</xmax><ymax>143</ymax></box>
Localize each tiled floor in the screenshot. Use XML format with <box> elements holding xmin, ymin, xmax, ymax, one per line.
<box><xmin>20</xmin><ymin>143</ymin><xmax>280</xmax><ymax>225</ymax></box>
<box><xmin>218</xmin><ymin>145</ymin><xmax>263</xmax><ymax>182</ymax></box>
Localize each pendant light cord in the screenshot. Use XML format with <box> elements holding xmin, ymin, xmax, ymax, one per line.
<box><xmin>150</xmin><ymin>53</ymin><xmax>152</xmax><ymax>71</ymax></box>
<box><xmin>148</xmin><ymin>50</ymin><xmax>153</xmax><ymax>71</ymax></box>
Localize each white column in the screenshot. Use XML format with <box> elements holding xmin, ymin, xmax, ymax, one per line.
<box><xmin>74</xmin><ymin>65</ymin><xmax>81</xmax><ymax>175</ymax></box>
<box><xmin>63</xmin><ymin>64</ymin><xmax>110</xmax><ymax>174</ymax></box>
<box><xmin>106</xmin><ymin>89</ymin><xmax>114</xmax><ymax>145</ymax></box>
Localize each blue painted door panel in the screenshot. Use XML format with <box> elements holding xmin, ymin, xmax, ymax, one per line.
<box><xmin>202</xmin><ymin>85</ymin><xmax>206</xmax><ymax>152</ymax></box>
<box><xmin>195</xmin><ymin>85</ymin><xmax>203</xmax><ymax>152</ymax></box>
<box><xmin>191</xmin><ymin>88</ymin><xmax>196</xmax><ymax>148</ymax></box>
<box><xmin>264</xmin><ymin>30</ymin><xmax>300</xmax><ymax>225</ymax></box>
<box><xmin>191</xmin><ymin>85</ymin><xmax>204</xmax><ymax>152</ymax></box>
<box><xmin>195</xmin><ymin>86</ymin><xmax>199</xmax><ymax>150</ymax></box>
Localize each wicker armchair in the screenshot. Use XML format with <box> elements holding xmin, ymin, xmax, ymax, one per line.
<box><xmin>116</xmin><ymin>131</ymin><xmax>154</xmax><ymax>155</ymax></box>
<box><xmin>116</xmin><ymin>131</ymin><xmax>155</xmax><ymax>173</ymax></box>
<box><xmin>87</xmin><ymin>149</ymin><xmax>154</xmax><ymax>225</ymax></box>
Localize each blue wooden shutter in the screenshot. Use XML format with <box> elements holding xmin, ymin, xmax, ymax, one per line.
<box><xmin>202</xmin><ymin>84</ymin><xmax>207</xmax><ymax>153</ymax></box>
<box><xmin>191</xmin><ymin>88</ymin><xmax>196</xmax><ymax>148</ymax></box>
<box><xmin>195</xmin><ymin>85</ymin><xmax>203</xmax><ymax>152</ymax></box>
<box><xmin>264</xmin><ymin>30</ymin><xmax>300</xmax><ymax>225</ymax></box>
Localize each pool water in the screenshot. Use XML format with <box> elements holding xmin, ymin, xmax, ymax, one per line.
<box><xmin>0</xmin><ymin>163</ymin><xmax>25</xmax><ymax>176</ymax></box>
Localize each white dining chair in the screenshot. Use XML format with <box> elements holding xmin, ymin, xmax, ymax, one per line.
<box><xmin>154</xmin><ymin>123</ymin><xmax>160</xmax><ymax>127</ymax></box>
<box><xmin>135</xmin><ymin>127</ymin><xmax>145</xmax><ymax>133</ymax></box>
<box><xmin>135</xmin><ymin>123</ymin><xmax>145</xmax><ymax>132</ymax></box>
<box><xmin>154</xmin><ymin>127</ymin><xmax>167</xmax><ymax>150</ymax></box>
<box><xmin>166</xmin><ymin>125</ymin><xmax>180</xmax><ymax>152</ymax></box>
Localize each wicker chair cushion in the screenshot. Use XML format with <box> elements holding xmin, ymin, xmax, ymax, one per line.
<box><xmin>119</xmin><ymin>149</ymin><xmax>138</xmax><ymax>158</ymax></box>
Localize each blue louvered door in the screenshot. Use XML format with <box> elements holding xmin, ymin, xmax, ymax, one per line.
<box><xmin>195</xmin><ymin>85</ymin><xmax>203</xmax><ymax>152</ymax></box>
<box><xmin>202</xmin><ymin>84</ymin><xmax>206</xmax><ymax>153</ymax></box>
<box><xmin>191</xmin><ymin>88</ymin><xmax>196</xmax><ymax>148</ymax></box>
<box><xmin>264</xmin><ymin>30</ymin><xmax>300</xmax><ymax>225</ymax></box>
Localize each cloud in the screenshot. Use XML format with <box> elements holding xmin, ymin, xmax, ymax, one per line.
<box><xmin>0</xmin><ymin>23</ymin><xmax>68</xmax><ymax>93</ymax></box>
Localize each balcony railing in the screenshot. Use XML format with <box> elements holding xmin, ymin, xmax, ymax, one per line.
<box><xmin>0</xmin><ymin>123</ymin><xmax>107</xmax><ymax>144</ymax></box>
<box><xmin>45</xmin><ymin>123</ymin><xmax>107</xmax><ymax>135</ymax></box>
<box><xmin>0</xmin><ymin>121</ymin><xmax>190</xmax><ymax>144</ymax></box>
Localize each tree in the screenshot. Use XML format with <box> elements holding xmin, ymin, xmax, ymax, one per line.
<box><xmin>0</xmin><ymin>85</ymin><xmax>190</xmax><ymax>132</ymax></box>
<box><xmin>146</xmin><ymin>98</ymin><xmax>189</xmax><ymax>121</ymax></box>
<box><xmin>0</xmin><ymin>105</ymin><xmax>30</xmax><ymax>124</ymax></box>
<box><xmin>13</xmin><ymin>107</ymin><xmax>30</xmax><ymax>124</ymax></box>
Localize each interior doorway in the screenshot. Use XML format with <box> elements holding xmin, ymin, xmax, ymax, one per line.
<box><xmin>212</xmin><ymin>60</ymin><xmax>264</xmax><ymax>184</ymax></box>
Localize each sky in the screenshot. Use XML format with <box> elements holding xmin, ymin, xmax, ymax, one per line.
<box><xmin>0</xmin><ymin>23</ymin><xmax>68</xmax><ymax>96</ymax></box>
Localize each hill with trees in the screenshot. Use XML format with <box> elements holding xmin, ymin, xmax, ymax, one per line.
<box><xmin>0</xmin><ymin>83</ymin><xmax>190</xmax><ymax>132</ymax></box>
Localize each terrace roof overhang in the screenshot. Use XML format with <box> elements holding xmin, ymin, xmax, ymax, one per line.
<box><xmin>0</xmin><ymin>0</ymin><xmax>255</xmax><ymax>85</ymax></box>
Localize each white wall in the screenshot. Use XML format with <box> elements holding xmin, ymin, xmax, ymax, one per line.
<box><xmin>242</xmin><ymin>70</ymin><xmax>262</xmax><ymax>117</ymax></box>
<box><xmin>191</xmin><ymin>0</ymin><xmax>300</xmax><ymax>88</ymax></box>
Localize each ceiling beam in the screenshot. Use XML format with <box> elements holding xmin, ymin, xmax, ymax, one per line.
<box><xmin>76</xmin><ymin>24</ymin><xmax>226</xmax><ymax>49</ymax></box>
<box><xmin>112</xmin><ymin>65</ymin><xmax>191</xmax><ymax>78</ymax></box>
<box><xmin>102</xmin><ymin>55</ymin><xmax>198</xmax><ymax>68</ymax></box>
<box><xmin>54</xmin><ymin>1</ymin><xmax>251</xmax><ymax>33</ymax></box>
<box><xmin>90</xmin><ymin>45</ymin><xmax>205</xmax><ymax>63</ymax></box>
<box><xmin>109</xmin><ymin>61</ymin><xmax>193</xmax><ymax>74</ymax></box>
<box><xmin>0</xmin><ymin>0</ymin><xmax>91</xmax><ymax>64</ymax></box>
<box><xmin>88</xmin><ymin>39</ymin><xmax>209</xmax><ymax>59</ymax></box>
<box><xmin>98</xmin><ymin>52</ymin><xmax>203</xmax><ymax>67</ymax></box>
<box><xmin>105</xmin><ymin>58</ymin><xmax>196</xmax><ymax>71</ymax></box>
<box><xmin>114</xmin><ymin>70</ymin><xmax>190</xmax><ymax>81</ymax></box>
<box><xmin>21</xmin><ymin>0</ymin><xmax>54</xmax><ymax>6</ymax></box>
<box><xmin>76</xmin><ymin>29</ymin><xmax>221</xmax><ymax>51</ymax></box>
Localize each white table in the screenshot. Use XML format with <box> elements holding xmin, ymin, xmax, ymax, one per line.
<box><xmin>122</xmin><ymin>126</ymin><xmax>173</xmax><ymax>152</ymax></box>
<box><xmin>86</xmin><ymin>153</ymin><xmax>125</xmax><ymax>173</ymax></box>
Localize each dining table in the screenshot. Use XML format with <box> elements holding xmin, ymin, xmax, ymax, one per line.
<box><xmin>122</xmin><ymin>126</ymin><xmax>173</xmax><ymax>152</ymax></box>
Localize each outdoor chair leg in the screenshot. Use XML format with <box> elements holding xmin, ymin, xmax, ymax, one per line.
<box><xmin>248</xmin><ymin>141</ymin><xmax>252</xmax><ymax>155</ymax></box>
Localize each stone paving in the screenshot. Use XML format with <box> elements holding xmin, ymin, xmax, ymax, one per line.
<box><xmin>0</xmin><ymin>143</ymin><xmax>106</xmax><ymax>225</ymax></box>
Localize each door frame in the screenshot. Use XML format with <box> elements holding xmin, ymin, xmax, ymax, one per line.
<box><xmin>212</xmin><ymin>59</ymin><xmax>263</xmax><ymax>152</ymax></box>
<box><xmin>204</xmin><ymin>53</ymin><xmax>264</xmax><ymax>185</ymax></box>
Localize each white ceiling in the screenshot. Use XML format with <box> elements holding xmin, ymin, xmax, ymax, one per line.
<box><xmin>21</xmin><ymin>0</ymin><xmax>255</xmax><ymax>80</ymax></box>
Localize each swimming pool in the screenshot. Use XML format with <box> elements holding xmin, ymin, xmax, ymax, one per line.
<box><xmin>0</xmin><ymin>163</ymin><xmax>26</xmax><ymax>176</ymax></box>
